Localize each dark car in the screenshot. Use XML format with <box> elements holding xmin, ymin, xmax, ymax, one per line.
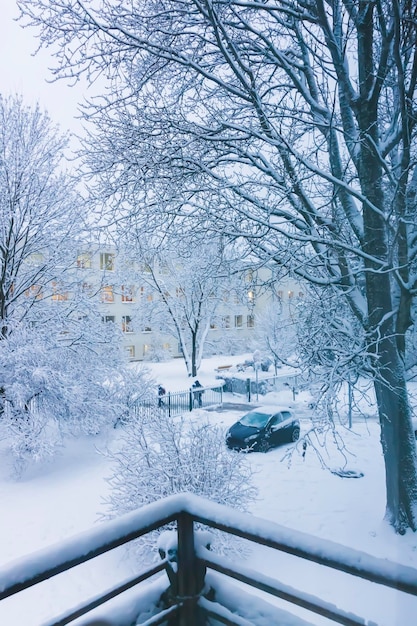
<box><xmin>226</xmin><ymin>405</ymin><xmax>300</xmax><ymax>452</ymax></box>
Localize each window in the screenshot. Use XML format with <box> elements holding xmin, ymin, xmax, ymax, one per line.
<box><xmin>51</xmin><ymin>282</ymin><xmax>69</xmax><ymax>302</ymax></box>
<box><xmin>125</xmin><ymin>345</ymin><xmax>135</xmax><ymax>358</ymax></box>
<box><xmin>210</xmin><ymin>322</ymin><xmax>218</xmax><ymax>330</ymax></box>
<box><xmin>159</xmin><ymin>263</ymin><xmax>169</xmax><ymax>275</ymax></box>
<box><xmin>122</xmin><ymin>315</ymin><xmax>133</xmax><ymax>333</ymax></box>
<box><xmin>246</xmin><ymin>269</ymin><xmax>254</xmax><ymax>282</ymax></box>
<box><xmin>143</xmin><ymin>344</ymin><xmax>150</xmax><ymax>357</ymax></box>
<box><xmin>235</xmin><ymin>314</ymin><xmax>243</xmax><ymax>328</ymax></box>
<box><xmin>28</xmin><ymin>253</ymin><xmax>44</xmax><ymax>266</ymax></box>
<box><xmin>247</xmin><ymin>290</ymin><xmax>255</xmax><ymax>303</ymax></box>
<box><xmin>76</xmin><ymin>253</ymin><xmax>91</xmax><ymax>269</ymax></box>
<box><xmin>121</xmin><ymin>285</ymin><xmax>134</xmax><ymax>302</ymax></box>
<box><xmin>247</xmin><ymin>315</ymin><xmax>255</xmax><ymax>328</ymax></box>
<box><xmin>176</xmin><ymin>287</ymin><xmax>185</xmax><ymax>298</ymax></box>
<box><xmin>223</xmin><ymin>315</ymin><xmax>231</xmax><ymax>329</ymax></box>
<box><xmin>277</xmin><ymin>290</ymin><xmax>283</xmax><ymax>299</ymax></box>
<box><xmin>298</xmin><ymin>291</ymin><xmax>304</xmax><ymax>298</ymax></box>
<box><xmin>82</xmin><ymin>282</ymin><xmax>93</xmax><ymax>294</ymax></box>
<box><xmin>288</xmin><ymin>290</ymin><xmax>294</xmax><ymax>299</ymax></box>
<box><xmin>25</xmin><ymin>284</ymin><xmax>42</xmax><ymax>300</ymax></box>
<box><xmin>102</xmin><ymin>315</ymin><xmax>115</xmax><ymax>323</ymax></box>
<box><xmin>101</xmin><ymin>285</ymin><xmax>114</xmax><ymax>303</ymax></box>
<box><xmin>142</xmin><ymin>324</ymin><xmax>152</xmax><ymax>333</ymax></box>
<box><xmin>140</xmin><ymin>262</ymin><xmax>152</xmax><ymax>273</ymax></box>
<box><xmin>100</xmin><ymin>252</ymin><xmax>115</xmax><ymax>271</ymax></box>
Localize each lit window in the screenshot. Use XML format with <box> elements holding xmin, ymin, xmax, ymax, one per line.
<box><xmin>121</xmin><ymin>285</ymin><xmax>134</xmax><ymax>302</ymax></box>
<box><xmin>248</xmin><ymin>290</ymin><xmax>255</xmax><ymax>303</ymax></box>
<box><xmin>100</xmin><ymin>252</ymin><xmax>115</xmax><ymax>271</ymax></box>
<box><xmin>235</xmin><ymin>314</ymin><xmax>243</xmax><ymax>328</ymax></box>
<box><xmin>247</xmin><ymin>315</ymin><xmax>255</xmax><ymax>328</ymax></box>
<box><xmin>163</xmin><ymin>342</ymin><xmax>171</xmax><ymax>351</ymax></box>
<box><xmin>126</xmin><ymin>345</ymin><xmax>135</xmax><ymax>358</ymax></box>
<box><xmin>51</xmin><ymin>282</ymin><xmax>68</xmax><ymax>301</ymax></box>
<box><xmin>288</xmin><ymin>290</ymin><xmax>294</xmax><ymax>298</ymax></box>
<box><xmin>101</xmin><ymin>286</ymin><xmax>114</xmax><ymax>303</ymax></box>
<box><xmin>122</xmin><ymin>315</ymin><xmax>133</xmax><ymax>333</ymax></box>
<box><xmin>25</xmin><ymin>284</ymin><xmax>43</xmax><ymax>300</ymax></box>
<box><xmin>76</xmin><ymin>253</ymin><xmax>91</xmax><ymax>269</ymax></box>
<box><xmin>143</xmin><ymin>344</ymin><xmax>150</xmax><ymax>356</ymax></box>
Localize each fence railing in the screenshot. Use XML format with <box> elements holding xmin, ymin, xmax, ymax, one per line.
<box><xmin>1</xmin><ymin>493</ymin><xmax>416</xmax><ymax>626</ymax></box>
<box><xmin>148</xmin><ymin>384</ymin><xmax>225</xmax><ymax>418</ymax></box>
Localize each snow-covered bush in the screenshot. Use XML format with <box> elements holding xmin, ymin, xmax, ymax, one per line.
<box><xmin>0</xmin><ymin>325</ymin><xmax>155</xmax><ymax>475</ymax></box>
<box><xmin>103</xmin><ymin>410</ymin><xmax>257</xmax><ymax>560</ymax></box>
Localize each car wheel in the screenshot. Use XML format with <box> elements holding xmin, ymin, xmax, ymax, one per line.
<box><xmin>258</xmin><ymin>439</ymin><xmax>269</xmax><ymax>453</ymax></box>
<box><xmin>291</xmin><ymin>427</ymin><xmax>300</xmax><ymax>442</ymax></box>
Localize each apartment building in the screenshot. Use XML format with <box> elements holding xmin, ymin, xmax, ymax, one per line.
<box><xmin>71</xmin><ymin>248</ymin><xmax>304</xmax><ymax>361</ymax></box>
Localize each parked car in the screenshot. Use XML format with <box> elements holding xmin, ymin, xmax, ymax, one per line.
<box><xmin>226</xmin><ymin>406</ymin><xmax>300</xmax><ymax>452</ymax></box>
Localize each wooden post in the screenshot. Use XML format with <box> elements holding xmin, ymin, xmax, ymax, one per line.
<box><xmin>177</xmin><ymin>512</ymin><xmax>200</xmax><ymax>625</ymax></box>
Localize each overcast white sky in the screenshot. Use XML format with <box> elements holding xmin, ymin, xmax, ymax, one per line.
<box><xmin>1</xmin><ymin>2</ymin><xmax>87</xmax><ymax>135</ymax></box>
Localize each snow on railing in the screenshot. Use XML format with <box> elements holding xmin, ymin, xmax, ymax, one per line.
<box><xmin>0</xmin><ymin>493</ymin><xmax>416</xmax><ymax>626</ymax></box>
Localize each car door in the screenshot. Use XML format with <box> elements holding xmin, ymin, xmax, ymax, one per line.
<box><xmin>278</xmin><ymin>410</ymin><xmax>294</xmax><ymax>440</ymax></box>
<box><xmin>268</xmin><ymin>413</ymin><xmax>284</xmax><ymax>446</ymax></box>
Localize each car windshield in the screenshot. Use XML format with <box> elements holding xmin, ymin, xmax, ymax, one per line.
<box><xmin>239</xmin><ymin>411</ymin><xmax>270</xmax><ymax>428</ymax></box>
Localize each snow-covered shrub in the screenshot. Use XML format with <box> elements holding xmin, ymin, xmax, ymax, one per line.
<box><xmin>0</xmin><ymin>325</ymin><xmax>155</xmax><ymax>475</ymax></box>
<box><xmin>103</xmin><ymin>410</ymin><xmax>257</xmax><ymax>561</ymax></box>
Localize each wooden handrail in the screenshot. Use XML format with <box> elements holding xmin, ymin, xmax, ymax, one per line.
<box><xmin>0</xmin><ymin>493</ymin><xmax>415</xmax><ymax>625</ymax></box>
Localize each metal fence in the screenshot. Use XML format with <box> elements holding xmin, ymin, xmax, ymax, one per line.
<box><xmin>135</xmin><ymin>383</ymin><xmax>225</xmax><ymax>418</ymax></box>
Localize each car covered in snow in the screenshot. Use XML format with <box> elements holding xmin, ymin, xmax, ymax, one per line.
<box><xmin>226</xmin><ymin>405</ymin><xmax>300</xmax><ymax>452</ymax></box>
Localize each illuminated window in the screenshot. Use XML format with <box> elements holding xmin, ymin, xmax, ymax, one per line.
<box><xmin>76</xmin><ymin>253</ymin><xmax>91</xmax><ymax>269</ymax></box>
<box><xmin>143</xmin><ymin>344</ymin><xmax>150</xmax><ymax>356</ymax></box>
<box><xmin>288</xmin><ymin>290</ymin><xmax>294</xmax><ymax>299</ymax></box>
<box><xmin>51</xmin><ymin>282</ymin><xmax>68</xmax><ymax>301</ymax></box>
<box><xmin>122</xmin><ymin>315</ymin><xmax>133</xmax><ymax>333</ymax></box>
<box><xmin>247</xmin><ymin>315</ymin><xmax>255</xmax><ymax>328</ymax></box>
<box><xmin>248</xmin><ymin>290</ymin><xmax>255</xmax><ymax>303</ymax></box>
<box><xmin>126</xmin><ymin>345</ymin><xmax>135</xmax><ymax>358</ymax></box>
<box><xmin>121</xmin><ymin>285</ymin><xmax>134</xmax><ymax>302</ymax></box>
<box><xmin>235</xmin><ymin>314</ymin><xmax>243</xmax><ymax>328</ymax></box>
<box><xmin>101</xmin><ymin>286</ymin><xmax>114</xmax><ymax>303</ymax></box>
<box><xmin>100</xmin><ymin>252</ymin><xmax>115</xmax><ymax>271</ymax></box>
<box><xmin>25</xmin><ymin>284</ymin><xmax>43</xmax><ymax>300</ymax></box>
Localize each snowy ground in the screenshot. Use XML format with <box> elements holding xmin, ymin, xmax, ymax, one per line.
<box><xmin>0</xmin><ymin>354</ymin><xmax>416</xmax><ymax>625</ymax></box>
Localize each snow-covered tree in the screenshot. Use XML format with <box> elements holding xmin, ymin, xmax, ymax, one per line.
<box><xmin>19</xmin><ymin>0</ymin><xmax>417</xmax><ymax>531</ymax></box>
<box><xmin>117</xmin><ymin>232</ymin><xmax>246</xmax><ymax>376</ymax></box>
<box><xmin>103</xmin><ymin>408</ymin><xmax>257</xmax><ymax>560</ymax></box>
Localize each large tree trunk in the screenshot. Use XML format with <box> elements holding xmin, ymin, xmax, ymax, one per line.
<box><xmin>373</xmin><ymin>337</ymin><xmax>417</xmax><ymax>533</ymax></box>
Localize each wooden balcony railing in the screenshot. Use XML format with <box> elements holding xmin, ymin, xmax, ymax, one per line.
<box><xmin>0</xmin><ymin>493</ymin><xmax>416</xmax><ymax>625</ymax></box>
